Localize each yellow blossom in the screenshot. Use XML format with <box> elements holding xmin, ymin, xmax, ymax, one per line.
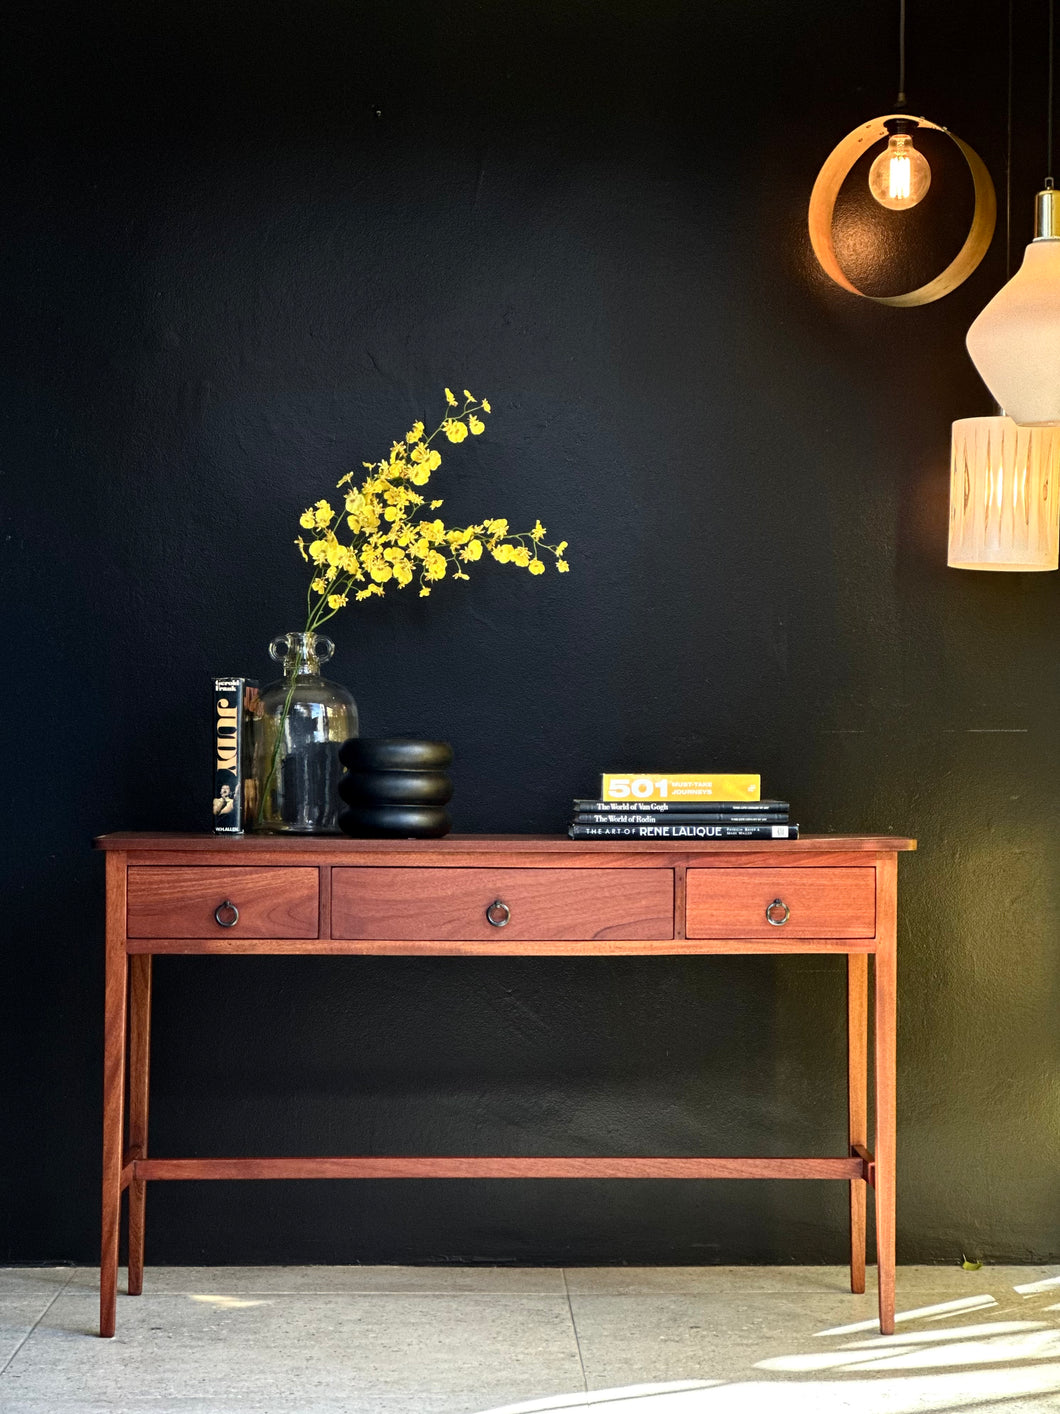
<box><xmin>287</xmin><ymin>390</ymin><xmax>563</xmax><ymax>644</ymax></box>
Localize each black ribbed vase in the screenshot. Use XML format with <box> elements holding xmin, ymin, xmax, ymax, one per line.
<box><xmin>337</xmin><ymin>739</ymin><xmax>453</xmax><ymax>838</ymax></box>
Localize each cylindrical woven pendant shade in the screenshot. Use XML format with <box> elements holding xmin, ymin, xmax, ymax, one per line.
<box><xmin>948</xmin><ymin>416</ymin><xmax>1060</xmax><ymax>570</ymax></box>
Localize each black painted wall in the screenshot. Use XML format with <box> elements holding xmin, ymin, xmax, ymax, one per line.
<box><xmin>3</xmin><ymin>0</ymin><xmax>1059</xmax><ymax>1267</ymax></box>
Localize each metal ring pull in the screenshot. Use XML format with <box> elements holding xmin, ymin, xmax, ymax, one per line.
<box><xmin>214</xmin><ymin>900</ymin><xmax>239</xmax><ymax>928</ymax></box>
<box><xmin>765</xmin><ymin>898</ymin><xmax>790</xmax><ymax>927</ymax></box>
<box><xmin>485</xmin><ymin>899</ymin><xmax>511</xmax><ymax>928</ymax></box>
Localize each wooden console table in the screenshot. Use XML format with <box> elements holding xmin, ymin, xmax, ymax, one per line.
<box><xmin>94</xmin><ymin>831</ymin><xmax>915</xmax><ymax>1338</ymax></box>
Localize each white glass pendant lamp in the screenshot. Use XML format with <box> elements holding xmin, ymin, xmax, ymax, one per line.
<box><xmin>948</xmin><ymin>415</ymin><xmax>1060</xmax><ymax>570</ymax></box>
<box><xmin>966</xmin><ymin>189</ymin><xmax>1060</xmax><ymax>426</ymax></box>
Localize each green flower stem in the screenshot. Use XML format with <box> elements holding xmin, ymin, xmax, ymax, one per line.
<box><xmin>258</xmin><ymin>635</ymin><xmax>305</xmax><ymax>821</ymax></box>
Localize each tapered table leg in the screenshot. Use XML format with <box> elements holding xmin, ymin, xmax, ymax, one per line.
<box><xmin>847</xmin><ymin>951</ymin><xmax>868</xmax><ymax>1295</ymax></box>
<box><xmin>127</xmin><ymin>954</ymin><xmax>152</xmax><ymax>1296</ymax></box>
<box><xmin>874</xmin><ymin>855</ymin><xmax>898</xmax><ymax>1335</ymax></box>
<box><xmin>100</xmin><ymin>853</ymin><xmax>129</xmax><ymax>1338</ymax></box>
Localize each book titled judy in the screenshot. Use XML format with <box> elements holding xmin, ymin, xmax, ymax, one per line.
<box><xmin>569</xmin><ymin>823</ymin><xmax>799</xmax><ymax>840</ymax></box>
<box><xmin>213</xmin><ymin>678</ymin><xmax>260</xmax><ymax>834</ymax></box>
<box><xmin>601</xmin><ymin>774</ymin><xmax>760</xmax><ymax>802</ymax></box>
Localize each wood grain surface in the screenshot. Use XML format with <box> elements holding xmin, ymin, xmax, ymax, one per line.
<box><xmin>126</xmin><ymin>866</ymin><xmax>319</xmax><ymax>939</ymax></box>
<box><xmin>331</xmin><ymin>866</ymin><xmax>675</xmax><ymax>942</ymax></box>
<box><xmin>97</xmin><ymin>832</ymin><xmax>917</xmax><ymax>853</ymax></box>
<box><xmin>686</xmin><ymin>867</ymin><xmax>876</xmax><ymax>939</ymax></box>
<box><xmin>134</xmin><ymin>1155</ymin><xmax>865</xmax><ymax>1181</ymax></box>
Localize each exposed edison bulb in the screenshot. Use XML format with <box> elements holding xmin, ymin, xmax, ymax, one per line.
<box><xmin>868</xmin><ymin>131</ymin><xmax>931</xmax><ymax>210</ymax></box>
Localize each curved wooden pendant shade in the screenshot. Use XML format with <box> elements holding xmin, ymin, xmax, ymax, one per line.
<box><xmin>808</xmin><ymin>115</ymin><xmax>996</xmax><ymax>307</ymax></box>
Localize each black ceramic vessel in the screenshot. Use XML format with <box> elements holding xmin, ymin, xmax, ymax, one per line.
<box><xmin>339</xmin><ymin>738</ymin><xmax>453</xmax><ymax>772</ymax></box>
<box><xmin>337</xmin><ymin>738</ymin><xmax>454</xmax><ymax>838</ymax></box>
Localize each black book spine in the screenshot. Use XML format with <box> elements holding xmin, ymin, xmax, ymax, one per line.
<box><xmin>213</xmin><ymin>678</ymin><xmax>259</xmax><ymax>833</ymax></box>
<box><xmin>572</xmin><ymin>799</ymin><xmax>789</xmax><ymax>815</ymax></box>
<box><xmin>573</xmin><ymin>812</ymin><xmax>789</xmax><ymax>827</ymax></box>
<box><xmin>568</xmin><ymin>823</ymin><xmax>800</xmax><ymax>840</ymax></box>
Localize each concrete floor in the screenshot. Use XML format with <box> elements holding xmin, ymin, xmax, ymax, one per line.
<box><xmin>1</xmin><ymin>1265</ymin><xmax>1058</xmax><ymax>1413</ymax></box>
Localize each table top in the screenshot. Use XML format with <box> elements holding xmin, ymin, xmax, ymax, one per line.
<box><xmin>95</xmin><ymin>832</ymin><xmax>917</xmax><ymax>853</ymax></box>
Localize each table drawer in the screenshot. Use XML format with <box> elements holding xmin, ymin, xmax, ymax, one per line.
<box><xmin>332</xmin><ymin>868</ymin><xmax>674</xmax><ymax>941</ymax></box>
<box><xmin>685</xmin><ymin>867</ymin><xmax>876</xmax><ymax>939</ymax></box>
<box><xmin>127</xmin><ymin>867</ymin><xmax>319</xmax><ymax>939</ymax></box>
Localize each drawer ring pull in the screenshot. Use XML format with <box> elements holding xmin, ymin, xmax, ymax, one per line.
<box><xmin>765</xmin><ymin>898</ymin><xmax>790</xmax><ymax>927</ymax></box>
<box><xmin>214</xmin><ymin>900</ymin><xmax>240</xmax><ymax>928</ymax></box>
<box><xmin>485</xmin><ymin>899</ymin><xmax>511</xmax><ymax>928</ymax></box>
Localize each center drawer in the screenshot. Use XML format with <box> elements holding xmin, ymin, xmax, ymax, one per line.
<box><xmin>331</xmin><ymin>867</ymin><xmax>675</xmax><ymax>942</ymax></box>
<box><xmin>127</xmin><ymin>867</ymin><xmax>319</xmax><ymax>939</ymax></box>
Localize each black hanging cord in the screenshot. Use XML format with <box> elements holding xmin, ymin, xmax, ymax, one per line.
<box><xmin>1048</xmin><ymin>0</ymin><xmax>1056</xmax><ymax>187</ymax></box>
<box><xmin>897</xmin><ymin>0</ymin><xmax>907</xmax><ymax>106</ymax></box>
<box><xmin>1007</xmin><ymin>0</ymin><xmax>1014</xmax><ymax>274</ymax></box>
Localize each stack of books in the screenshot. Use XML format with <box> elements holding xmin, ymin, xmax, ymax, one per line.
<box><xmin>568</xmin><ymin>774</ymin><xmax>797</xmax><ymax>840</ymax></box>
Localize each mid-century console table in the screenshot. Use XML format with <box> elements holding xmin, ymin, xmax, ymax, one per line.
<box><xmin>94</xmin><ymin>831</ymin><xmax>915</xmax><ymax>1338</ymax></box>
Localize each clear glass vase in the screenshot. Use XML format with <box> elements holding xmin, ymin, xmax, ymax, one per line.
<box><xmin>251</xmin><ymin>632</ymin><xmax>359</xmax><ymax>834</ymax></box>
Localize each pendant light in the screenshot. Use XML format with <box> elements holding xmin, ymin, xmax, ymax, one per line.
<box><xmin>808</xmin><ymin>0</ymin><xmax>995</xmax><ymax>306</ymax></box>
<box><xmin>948</xmin><ymin>416</ymin><xmax>1060</xmax><ymax>570</ymax></box>
<box><xmin>966</xmin><ymin>0</ymin><xmax>1060</xmax><ymax>426</ymax></box>
<box><xmin>949</xmin><ymin>0</ymin><xmax>1060</xmax><ymax>571</ymax></box>
<box><xmin>867</xmin><ymin>3</ymin><xmax>929</xmax><ymax>211</ymax></box>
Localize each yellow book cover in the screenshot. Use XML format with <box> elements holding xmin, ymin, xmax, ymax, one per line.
<box><xmin>601</xmin><ymin>773</ymin><xmax>761</xmax><ymax>802</ymax></box>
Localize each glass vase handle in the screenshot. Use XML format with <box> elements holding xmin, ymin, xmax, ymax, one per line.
<box><xmin>269</xmin><ymin>633</ymin><xmax>335</xmax><ymax>665</ymax></box>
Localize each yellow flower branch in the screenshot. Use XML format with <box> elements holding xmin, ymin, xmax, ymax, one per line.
<box><xmin>260</xmin><ymin>389</ymin><xmax>569</xmax><ymax>816</ymax></box>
